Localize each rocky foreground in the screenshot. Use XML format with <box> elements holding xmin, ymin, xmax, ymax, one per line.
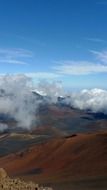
<box><xmin>0</xmin><ymin>168</ymin><xmax>53</xmax><ymax>190</ymax></box>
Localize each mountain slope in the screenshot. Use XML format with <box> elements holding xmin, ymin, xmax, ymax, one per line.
<box><xmin>0</xmin><ymin>131</ymin><xmax>107</xmax><ymax>183</ymax></box>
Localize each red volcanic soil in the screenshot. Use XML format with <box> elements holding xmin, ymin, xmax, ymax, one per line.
<box><xmin>0</xmin><ymin>132</ymin><xmax>107</xmax><ymax>183</ymax></box>
<box><xmin>47</xmin><ymin>105</ymin><xmax>80</xmax><ymax>117</ymax></box>
<box><xmin>32</xmin><ymin>125</ymin><xmax>66</xmax><ymax>137</ymax></box>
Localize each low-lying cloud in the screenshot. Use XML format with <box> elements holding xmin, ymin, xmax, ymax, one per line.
<box><xmin>0</xmin><ymin>74</ymin><xmax>107</xmax><ymax>132</ymax></box>
<box><xmin>0</xmin><ymin>74</ymin><xmax>37</xmax><ymax>129</ymax></box>
<box><xmin>0</xmin><ymin>74</ymin><xmax>63</xmax><ymax>131</ymax></box>
<box><xmin>66</xmin><ymin>88</ymin><xmax>107</xmax><ymax>114</ymax></box>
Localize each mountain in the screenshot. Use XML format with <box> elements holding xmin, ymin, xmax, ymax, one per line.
<box><xmin>0</xmin><ymin>100</ymin><xmax>107</xmax><ymax>135</ymax></box>
<box><xmin>0</xmin><ymin>131</ymin><xmax>107</xmax><ymax>189</ymax></box>
<box><xmin>0</xmin><ymin>90</ymin><xmax>107</xmax><ymax>189</ymax></box>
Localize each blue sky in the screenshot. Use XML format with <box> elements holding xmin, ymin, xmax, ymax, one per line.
<box><xmin>0</xmin><ymin>0</ymin><xmax>107</xmax><ymax>89</ymax></box>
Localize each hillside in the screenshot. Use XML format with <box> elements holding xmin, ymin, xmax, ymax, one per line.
<box><xmin>0</xmin><ymin>131</ymin><xmax>107</xmax><ymax>184</ymax></box>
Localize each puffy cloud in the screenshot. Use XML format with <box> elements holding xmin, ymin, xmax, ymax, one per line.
<box><xmin>0</xmin><ymin>73</ymin><xmax>107</xmax><ymax>133</ymax></box>
<box><xmin>36</xmin><ymin>80</ymin><xmax>63</xmax><ymax>102</ymax></box>
<box><xmin>0</xmin><ymin>74</ymin><xmax>38</xmax><ymax>129</ymax></box>
<box><xmin>0</xmin><ymin>74</ymin><xmax>63</xmax><ymax>130</ymax></box>
<box><xmin>66</xmin><ymin>88</ymin><xmax>107</xmax><ymax>113</ymax></box>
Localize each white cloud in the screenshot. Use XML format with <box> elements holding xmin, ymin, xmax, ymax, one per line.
<box><xmin>25</xmin><ymin>72</ymin><xmax>60</xmax><ymax>79</ymax></box>
<box><xmin>86</xmin><ymin>38</ymin><xmax>105</xmax><ymax>43</ymax></box>
<box><xmin>53</xmin><ymin>60</ymin><xmax>107</xmax><ymax>75</ymax></box>
<box><xmin>0</xmin><ymin>48</ymin><xmax>33</xmax><ymax>58</ymax></box>
<box><xmin>0</xmin><ymin>74</ymin><xmax>63</xmax><ymax>130</ymax></box>
<box><xmin>53</xmin><ymin>49</ymin><xmax>107</xmax><ymax>75</ymax></box>
<box><xmin>66</xmin><ymin>88</ymin><xmax>107</xmax><ymax>113</ymax></box>
<box><xmin>0</xmin><ymin>72</ymin><xmax>60</xmax><ymax>80</ymax></box>
<box><xmin>0</xmin><ymin>73</ymin><xmax>107</xmax><ymax>133</ymax></box>
<box><xmin>36</xmin><ymin>80</ymin><xmax>63</xmax><ymax>102</ymax></box>
<box><xmin>0</xmin><ymin>48</ymin><xmax>33</xmax><ymax>65</ymax></box>
<box><xmin>91</xmin><ymin>50</ymin><xmax>107</xmax><ymax>63</ymax></box>
<box><xmin>0</xmin><ymin>74</ymin><xmax>35</xmax><ymax>129</ymax></box>
<box><xmin>0</xmin><ymin>59</ymin><xmax>27</xmax><ymax>65</ymax></box>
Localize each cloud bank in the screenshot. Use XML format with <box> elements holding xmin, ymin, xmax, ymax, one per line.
<box><xmin>0</xmin><ymin>74</ymin><xmax>107</xmax><ymax>133</ymax></box>
<box><xmin>0</xmin><ymin>74</ymin><xmax>38</xmax><ymax>129</ymax></box>
<box><xmin>66</xmin><ymin>88</ymin><xmax>107</xmax><ymax>114</ymax></box>
<box><xmin>0</xmin><ymin>74</ymin><xmax>63</xmax><ymax>131</ymax></box>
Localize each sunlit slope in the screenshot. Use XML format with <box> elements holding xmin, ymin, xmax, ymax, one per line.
<box><xmin>0</xmin><ymin>132</ymin><xmax>107</xmax><ymax>183</ymax></box>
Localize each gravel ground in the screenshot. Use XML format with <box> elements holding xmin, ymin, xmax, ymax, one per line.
<box><xmin>0</xmin><ymin>168</ymin><xmax>53</xmax><ymax>190</ymax></box>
